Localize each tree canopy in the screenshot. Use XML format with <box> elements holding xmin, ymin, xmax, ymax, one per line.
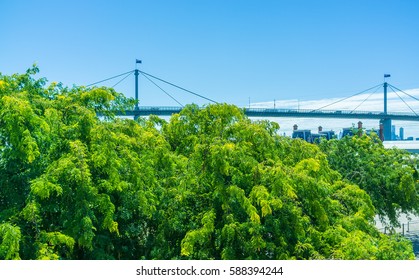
<box><xmin>319</xmin><ymin>131</ymin><xmax>419</xmax><ymax>226</ymax></box>
<box><xmin>0</xmin><ymin>67</ymin><xmax>416</xmax><ymax>260</ymax></box>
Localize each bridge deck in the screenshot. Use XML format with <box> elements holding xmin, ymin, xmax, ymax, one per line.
<box><xmin>120</xmin><ymin>106</ymin><xmax>419</xmax><ymax>121</ymax></box>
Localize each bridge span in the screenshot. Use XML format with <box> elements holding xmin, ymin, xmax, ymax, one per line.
<box><xmin>121</xmin><ymin>106</ymin><xmax>419</xmax><ymax>122</ymax></box>
<box><xmin>88</xmin><ymin>66</ymin><xmax>419</xmax><ymax>141</ymax></box>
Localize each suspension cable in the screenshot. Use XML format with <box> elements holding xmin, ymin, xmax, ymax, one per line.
<box><xmin>388</xmin><ymin>85</ymin><xmax>418</xmax><ymax>116</ymax></box>
<box><xmin>350</xmin><ymin>84</ymin><xmax>382</xmax><ymax>113</ymax></box>
<box><xmin>86</xmin><ymin>70</ymin><xmax>135</xmax><ymax>87</ymax></box>
<box><xmin>139</xmin><ymin>70</ymin><xmax>218</xmax><ymax>104</ymax></box>
<box><xmin>112</xmin><ymin>71</ymin><xmax>134</xmax><ymax>88</ymax></box>
<box><xmin>140</xmin><ymin>72</ymin><xmax>184</xmax><ymax>107</ymax></box>
<box><xmin>388</xmin><ymin>83</ymin><xmax>419</xmax><ymax>102</ymax></box>
<box><xmin>311</xmin><ymin>83</ymin><xmax>383</xmax><ymax>112</ymax></box>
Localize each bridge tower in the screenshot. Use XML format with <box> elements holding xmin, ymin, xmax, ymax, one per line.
<box><xmin>134</xmin><ymin>59</ymin><xmax>142</xmax><ymax>110</ymax></box>
<box><xmin>381</xmin><ymin>75</ymin><xmax>392</xmax><ymax>140</ymax></box>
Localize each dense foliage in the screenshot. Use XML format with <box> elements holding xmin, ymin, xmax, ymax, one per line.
<box><xmin>0</xmin><ymin>67</ymin><xmax>417</xmax><ymax>259</ymax></box>
<box><xmin>319</xmin><ymin>131</ymin><xmax>419</xmax><ymax>226</ymax></box>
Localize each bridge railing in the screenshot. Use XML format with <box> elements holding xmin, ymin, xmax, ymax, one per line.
<box><xmin>245</xmin><ymin>107</ymin><xmax>419</xmax><ymax>116</ymax></box>
<box><xmin>378</xmin><ymin>220</ymin><xmax>419</xmax><ymax>236</ymax></box>
<box><xmin>117</xmin><ymin>106</ymin><xmax>419</xmax><ymax>121</ymax></box>
<box><xmin>132</xmin><ymin>106</ymin><xmax>418</xmax><ymax>116</ymax></box>
<box><xmin>135</xmin><ymin>106</ymin><xmax>184</xmax><ymax>111</ymax></box>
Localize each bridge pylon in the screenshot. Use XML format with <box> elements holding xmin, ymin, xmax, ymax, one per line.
<box><xmin>381</xmin><ymin>75</ymin><xmax>392</xmax><ymax>141</ymax></box>
<box><xmin>134</xmin><ymin>59</ymin><xmax>142</xmax><ymax>110</ymax></box>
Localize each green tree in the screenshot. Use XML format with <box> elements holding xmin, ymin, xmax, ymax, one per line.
<box><xmin>159</xmin><ymin>104</ymin><xmax>414</xmax><ymax>259</ymax></box>
<box><xmin>319</xmin><ymin>133</ymin><xmax>419</xmax><ymax>226</ymax></box>
<box><xmin>0</xmin><ymin>68</ymin><xmax>415</xmax><ymax>260</ymax></box>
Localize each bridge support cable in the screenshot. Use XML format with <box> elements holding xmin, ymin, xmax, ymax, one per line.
<box><xmin>112</xmin><ymin>71</ymin><xmax>134</xmax><ymax>88</ymax></box>
<box><xmin>139</xmin><ymin>70</ymin><xmax>219</xmax><ymax>104</ymax></box>
<box><xmin>350</xmin><ymin>85</ymin><xmax>382</xmax><ymax>113</ymax></box>
<box><xmin>388</xmin><ymin>84</ymin><xmax>419</xmax><ymax>116</ymax></box>
<box><xmin>310</xmin><ymin>83</ymin><xmax>383</xmax><ymax>112</ymax></box>
<box><xmin>140</xmin><ymin>72</ymin><xmax>184</xmax><ymax>107</ymax></box>
<box><xmin>86</xmin><ymin>70</ymin><xmax>135</xmax><ymax>87</ymax></box>
<box><xmin>388</xmin><ymin>84</ymin><xmax>419</xmax><ymax>102</ymax></box>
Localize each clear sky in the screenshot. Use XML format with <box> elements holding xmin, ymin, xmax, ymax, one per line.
<box><xmin>1</xmin><ymin>0</ymin><xmax>419</xmax><ymax>133</ymax></box>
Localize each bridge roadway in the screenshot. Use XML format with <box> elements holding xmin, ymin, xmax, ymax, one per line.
<box><xmin>120</xmin><ymin>106</ymin><xmax>419</xmax><ymax>121</ymax></box>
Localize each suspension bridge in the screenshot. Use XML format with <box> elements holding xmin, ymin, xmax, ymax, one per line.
<box><xmin>88</xmin><ymin>61</ymin><xmax>419</xmax><ymax>142</ymax></box>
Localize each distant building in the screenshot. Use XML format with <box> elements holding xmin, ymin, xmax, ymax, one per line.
<box><xmin>391</xmin><ymin>125</ymin><xmax>396</xmax><ymax>140</ymax></box>
<box><xmin>292</xmin><ymin>124</ymin><xmax>337</xmax><ymax>143</ymax></box>
<box><xmin>292</xmin><ymin>129</ymin><xmax>312</xmax><ymax>142</ymax></box>
<box><xmin>318</xmin><ymin>125</ymin><xmax>335</xmax><ymax>140</ymax></box>
<box><xmin>340</xmin><ymin>128</ymin><xmax>354</xmax><ymax>139</ymax></box>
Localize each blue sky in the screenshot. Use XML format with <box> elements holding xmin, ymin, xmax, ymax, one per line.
<box><xmin>1</xmin><ymin>0</ymin><xmax>419</xmax><ymax>133</ymax></box>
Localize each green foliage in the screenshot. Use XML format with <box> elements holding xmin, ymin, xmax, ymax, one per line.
<box><xmin>319</xmin><ymin>133</ymin><xmax>419</xmax><ymax>226</ymax></box>
<box><xmin>0</xmin><ymin>68</ymin><xmax>416</xmax><ymax>260</ymax></box>
<box><xmin>36</xmin><ymin>231</ymin><xmax>75</xmax><ymax>260</ymax></box>
<box><xmin>0</xmin><ymin>223</ymin><xmax>21</xmax><ymax>260</ymax></box>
